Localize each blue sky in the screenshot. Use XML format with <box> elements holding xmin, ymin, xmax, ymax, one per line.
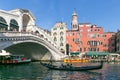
<box><xmin>0</xmin><ymin>0</ymin><xmax>120</xmax><ymax>32</ymax></box>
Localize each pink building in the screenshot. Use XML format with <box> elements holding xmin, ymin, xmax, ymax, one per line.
<box><xmin>66</xmin><ymin>11</ymin><xmax>116</xmax><ymax>53</ymax></box>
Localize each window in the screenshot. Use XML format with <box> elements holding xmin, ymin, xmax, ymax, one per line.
<box><xmin>80</xmin><ymin>41</ymin><xmax>82</xmax><ymax>46</ymax></box>
<box><xmin>87</xmin><ymin>29</ymin><xmax>91</xmax><ymax>32</ymax></box>
<box><xmin>103</xmin><ymin>44</ymin><xmax>107</xmax><ymax>47</ymax></box>
<box><xmin>60</xmin><ymin>27</ymin><xmax>63</xmax><ymax>29</ymax></box>
<box><xmin>103</xmin><ymin>35</ymin><xmax>106</xmax><ymax>37</ymax></box>
<box><xmin>80</xmin><ymin>48</ymin><xmax>82</xmax><ymax>52</ymax></box>
<box><xmin>79</xmin><ymin>29</ymin><xmax>83</xmax><ymax>32</ymax></box>
<box><xmin>73</xmin><ymin>38</ymin><xmax>75</xmax><ymax>42</ymax></box>
<box><xmin>53</xmin><ymin>32</ymin><xmax>57</xmax><ymax>36</ymax></box>
<box><xmin>87</xmin><ymin>41</ymin><xmax>100</xmax><ymax>46</ymax></box>
<box><xmin>88</xmin><ymin>34</ymin><xmax>96</xmax><ymax>38</ymax></box>
<box><xmin>60</xmin><ymin>37</ymin><xmax>63</xmax><ymax>41</ymax></box>
<box><xmin>72</xmin><ymin>33</ymin><xmax>75</xmax><ymax>36</ymax></box>
<box><xmin>79</xmin><ymin>34</ymin><xmax>82</xmax><ymax>37</ymax></box>
<box><xmin>53</xmin><ymin>28</ymin><xmax>57</xmax><ymax>30</ymax></box>
<box><xmin>97</xmin><ymin>48</ymin><xmax>99</xmax><ymax>51</ymax></box>
<box><xmin>60</xmin><ymin>43</ymin><xmax>63</xmax><ymax>46</ymax></box>
<box><xmin>60</xmin><ymin>32</ymin><xmax>64</xmax><ymax>35</ymax></box>
<box><xmin>97</xmin><ymin>34</ymin><xmax>100</xmax><ymax>37</ymax></box>
<box><xmin>75</xmin><ymin>38</ymin><xmax>79</xmax><ymax>43</ymax></box>
<box><xmin>84</xmin><ymin>48</ymin><xmax>86</xmax><ymax>51</ymax></box>
<box><xmin>54</xmin><ymin>37</ymin><xmax>57</xmax><ymax>42</ymax></box>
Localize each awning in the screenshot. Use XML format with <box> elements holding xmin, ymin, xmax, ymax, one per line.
<box><xmin>70</xmin><ymin>52</ymin><xmax>79</xmax><ymax>56</ymax></box>
<box><xmin>86</xmin><ymin>52</ymin><xmax>109</xmax><ymax>56</ymax></box>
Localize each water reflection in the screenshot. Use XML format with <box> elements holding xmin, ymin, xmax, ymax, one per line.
<box><xmin>0</xmin><ymin>62</ymin><xmax>49</xmax><ymax>80</ymax></box>
<box><xmin>0</xmin><ymin>62</ymin><xmax>120</xmax><ymax>80</ymax></box>
<box><xmin>44</xmin><ymin>69</ymin><xmax>103</xmax><ymax>80</ymax></box>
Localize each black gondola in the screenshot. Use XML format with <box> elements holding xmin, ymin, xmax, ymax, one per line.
<box><xmin>40</xmin><ymin>61</ymin><xmax>103</xmax><ymax>71</ymax></box>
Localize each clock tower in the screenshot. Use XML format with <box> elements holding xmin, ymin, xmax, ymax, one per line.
<box><xmin>72</xmin><ymin>11</ymin><xmax>78</xmax><ymax>30</ymax></box>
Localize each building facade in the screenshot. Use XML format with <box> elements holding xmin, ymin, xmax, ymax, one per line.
<box><xmin>66</xmin><ymin>12</ymin><xmax>116</xmax><ymax>53</ymax></box>
<box><xmin>103</xmin><ymin>32</ymin><xmax>115</xmax><ymax>52</ymax></box>
<box><xmin>51</xmin><ymin>22</ymin><xmax>68</xmax><ymax>54</ymax></box>
<box><xmin>116</xmin><ymin>30</ymin><xmax>120</xmax><ymax>53</ymax></box>
<box><xmin>0</xmin><ymin>9</ymin><xmax>35</xmax><ymax>32</ymax></box>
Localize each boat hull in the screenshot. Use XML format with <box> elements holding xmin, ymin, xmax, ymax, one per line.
<box><xmin>0</xmin><ymin>59</ymin><xmax>31</xmax><ymax>65</ymax></box>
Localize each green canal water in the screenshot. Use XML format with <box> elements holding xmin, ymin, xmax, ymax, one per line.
<box><xmin>0</xmin><ymin>62</ymin><xmax>120</xmax><ymax>80</ymax></box>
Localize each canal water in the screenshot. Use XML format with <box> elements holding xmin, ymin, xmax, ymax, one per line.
<box><xmin>0</xmin><ymin>62</ymin><xmax>120</xmax><ymax>80</ymax></box>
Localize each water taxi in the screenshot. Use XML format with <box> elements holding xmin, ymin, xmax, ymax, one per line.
<box><xmin>0</xmin><ymin>50</ymin><xmax>31</xmax><ymax>65</ymax></box>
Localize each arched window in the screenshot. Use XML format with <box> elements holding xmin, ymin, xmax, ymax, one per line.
<box><xmin>10</xmin><ymin>19</ymin><xmax>19</xmax><ymax>31</ymax></box>
<box><xmin>60</xmin><ymin>32</ymin><xmax>64</xmax><ymax>35</ymax></box>
<box><xmin>53</xmin><ymin>32</ymin><xmax>57</xmax><ymax>36</ymax></box>
<box><xmin>60</xmin><ymin>36</ymin><xmax>63</xmax><ymax>41</ymax></box>
<box><xmin>35</xmin><ymin>30</ymin><xmax>39</xmax><ymax>33</ymax></box>
<box><xmin>0</xmin><ymin>16</ymin><xmax>8</xmax><ymax>31</ymax></box>
<box><xmin>54</xmin><ymin>37</ymin><xmax>57</xmax><ymax>42</ymax></box>
<box><xmin>60</xmin><ymin>43</ymin><xmax>63</xmax><ymax>46</ymax></box>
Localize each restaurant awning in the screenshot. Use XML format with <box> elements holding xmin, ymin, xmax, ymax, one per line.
<box><xmin>70</xmin><ymin>52</ymin><xmax>80</xmax><ymax>56</ymax></box>
<box><xmin>86</xmin><ymin>52</ymin><xmax>109</xmax><ymax>56</ymax></box>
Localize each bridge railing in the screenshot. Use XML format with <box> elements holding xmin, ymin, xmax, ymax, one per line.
<box><xmin>33</xmin><ymin>26</ymin><xmax>56</xmax><ymax>46</ymax></box>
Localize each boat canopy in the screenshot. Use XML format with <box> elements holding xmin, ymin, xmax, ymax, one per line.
<box><xmin>0</xmin><ymin>50</ymin><xmax>10</xmax><ymax>56</ymax></box>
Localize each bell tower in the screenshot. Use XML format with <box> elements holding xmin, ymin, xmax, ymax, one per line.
<box><xmin>72</xmin><ymin>11</ymin><xmax>78</xmax><ymax>30</ymax></box>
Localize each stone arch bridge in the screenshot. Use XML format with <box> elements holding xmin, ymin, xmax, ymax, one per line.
<box><xmin>0</xmin><ymin>28</ymin><xmax>66</xmax><ymax>61</ymax></box>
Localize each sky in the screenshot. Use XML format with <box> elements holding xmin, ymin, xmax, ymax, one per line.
<box><xmin>0</xmin><ymin>0</ymin><xmax>120</xmax><ymax>32</ymax></box>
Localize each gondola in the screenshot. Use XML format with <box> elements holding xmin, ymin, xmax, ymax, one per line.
<box><xmin>40</xmin><ymin>61</ymin><xmax>103</xmax><ymax>71</ymax></box>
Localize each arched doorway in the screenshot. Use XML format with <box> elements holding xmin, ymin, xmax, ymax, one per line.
<box><xmin>0</xmin><ymin>16</ymin><xmax>8</xmax><ymax>31</ymax></box>
<box><xmin>22</xmin><ymin>14</ymin><xmax>30</xmax><ymax>32</ymax></box>
<box><xmin>10</xmin><ymin>19</ymin><xmax>19</xmax><ymax>31</ymax></box>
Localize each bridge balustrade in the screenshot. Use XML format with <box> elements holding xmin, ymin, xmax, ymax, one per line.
<box><xmin>0</xmin><ymin>32</ymin><xmax>58</xmax><ymax>50</ymax></box>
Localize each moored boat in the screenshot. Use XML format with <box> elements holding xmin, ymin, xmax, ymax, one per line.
<box><xmin>0</xmin><ymin>50</ymin><xmax>31</xmax><ymax>65</ymax></box>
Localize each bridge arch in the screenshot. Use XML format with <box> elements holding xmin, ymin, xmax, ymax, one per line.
<box><xmin>22</xmin><ymin>14</ymin><xmax>30</xmax><ymax>32</ymax></box>
<box><xmin>1</xmin><ymin>36</ymin><xmax>63</xmax><ymax>60</ymax></box>
<box><xmin>5</xmin><ymin>41</ymin><xmax>52</xmax><ymax>61</ymax></box>
<box><xmin>22</xmin><ymin>13</ymin><xmax>35</xmax><ymax>32</ymax></box>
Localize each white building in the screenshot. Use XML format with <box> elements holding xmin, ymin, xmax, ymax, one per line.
<box><xmin>0</xmin><ymin>9</ymin><xmax>35</xmax><ymax>32</ymax></box>
<box><xmin>51</xmin><ymin>22</ymin><xmax>68</xmax><ymax>54</ymax></box>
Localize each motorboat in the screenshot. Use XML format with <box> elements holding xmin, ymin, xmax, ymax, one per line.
<box><xmin>0</xmin><ymin>50</ymin><xmax>31</xmax><ymax>64</ymax></box>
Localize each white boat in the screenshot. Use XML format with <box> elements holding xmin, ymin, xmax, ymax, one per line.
<box><xmin>0</xmin><ymin>50</ymin><xmax>31</xmax><ymax>65</ymax></box>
